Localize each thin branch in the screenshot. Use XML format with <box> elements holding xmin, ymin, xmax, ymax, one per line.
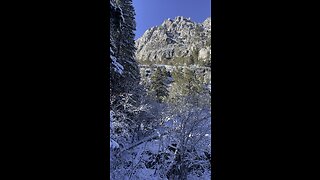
<box><xmin>120</xmin><ymin>131</ymin><xmax>171</xmax><ymax>153</ymax></box>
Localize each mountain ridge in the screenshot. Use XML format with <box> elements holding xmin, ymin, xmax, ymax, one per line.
<box><xmin>135</xmin><ymin>16</ymin><xmax>211</xmax><ymax>66</ymax></box>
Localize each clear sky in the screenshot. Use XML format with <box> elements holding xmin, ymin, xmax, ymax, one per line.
<box><xmin>133</xmin><ymin>0</ymin><xmax>211</xmax><ymax>40</ymax></box>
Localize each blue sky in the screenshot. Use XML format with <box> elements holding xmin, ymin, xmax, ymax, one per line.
<box><xmin>133</xmin><ymin>0</ymin><xmax>211</xmax><ymax>39</ymax></box>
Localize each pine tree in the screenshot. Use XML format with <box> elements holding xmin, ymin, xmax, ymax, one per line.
<box><xmin>168</xmin><ymin>68</ymin><xmax>206</xmax><ymax>105</ymax></box>
<box><xmin>110</xmin><ymin>0</ymin><xmax>124</xmax><ymax>97</ymax></box>
<box><xmin>110</xmin><ymin>0</ymin><xmax>142</xmax><ymax>144</ymax></box>
<box><xmin>183</xmin><ymin>69</ymin><xmax>202</xmax><ymax>95</ymax></box>
<box><xmin>150</xmin><ymin>67</ymin><xmax>169</xmax><ymax>103</ymax></box>
<box><xmin>116</xmin><ymin>0</ymin><xmax>140</xmax><ymax>94</ymax></box>
<box><xmin>110</xmin><ymin>0</ymin><xmax>140</xmax><ymax>97</ymax></box>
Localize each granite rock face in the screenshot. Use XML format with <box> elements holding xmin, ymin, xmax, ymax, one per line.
<box><xmin>135</xmin><ymin>16</ymin><xmax>211</xmax><ymax>65</ymax></box>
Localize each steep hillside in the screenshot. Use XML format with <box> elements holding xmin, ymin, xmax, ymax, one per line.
<box><xmin>135</xmin><ymin>16</ymin><xmax>211</xmax><ymax>66</ymax></box>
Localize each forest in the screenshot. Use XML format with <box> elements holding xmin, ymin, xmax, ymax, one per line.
<box><xmin>110</xmin><ymin>0</ymin><xmax>211</xmax><ymax>179</ymax></box>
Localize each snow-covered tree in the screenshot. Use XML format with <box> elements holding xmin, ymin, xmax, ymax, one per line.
<box><xmin>111</xmin><ymin>0</ymin><xmax>140</xmax><ymax>97</ymax></box>
<box><xmin>110</xmin><ymin>0</ymin><xmax>144</xmax><ymax>178</ymax></box>
<box><xmin>163</xmin><ymin>94</ymin><xmax>211</xmax><ymax>179</ymax></box>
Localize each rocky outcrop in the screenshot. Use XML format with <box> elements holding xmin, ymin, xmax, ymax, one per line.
<box><xmin>135</xmin><ymin>16</ymin><xmax>211</xmax><ymax>65</ymax></box>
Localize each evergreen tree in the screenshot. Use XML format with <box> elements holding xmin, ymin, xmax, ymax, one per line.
<box><xmin>110</xmin><ymin>0</ymin><xmax>140</xmax><ymax>97</ymax></box>
<box><xmin>183</xmin><ymin>69</ymin><xmax>203</xmax><ymax>95</ymax></box>
<box><xmin>150</xmin><ymin>67</ymin><xmax>169</xmax><ymax>103</ymax></box>
<box><xmin>168</xmin><ymin>68</ymin><xmax>207</xmax><ymax>105</ymax></box>
<box><xmin>109</xmin><ymin>0</ymin><xmax>142</xmax><ymax>147</ymax></box>
<box><xmin>116</xmin><ymin>0</ymin><xmax>140</xmax><ymax>94</ymax></box>
<box><xmin>110</xmin><ymin>0</ymin><xmax>124</xmax><ymax>97</ymax></box>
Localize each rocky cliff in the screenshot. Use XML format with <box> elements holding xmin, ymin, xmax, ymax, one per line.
<box><xmin>135</xmin><ymin>16</ymin><xmax>211</xmax><ymax>66</ymax></box>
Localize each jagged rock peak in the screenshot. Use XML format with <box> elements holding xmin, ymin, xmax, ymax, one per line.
<box><xmin>174</xmin><ymin>16</ymin><xmax>190</xmax><ymax>21</ymax></box>
<box><xmin>204</xmin><ymin>17</ymin><xmax>211</xmax><ymax>22</ymax></box>
<box><xmin>135</xmin><ymin>16</ymin><xmax>211</xmax><ymax>66</ymax></box>
<box><xmin>202</xmin><ymin>17</ymin><xmax>211</xmax><ymax>29</ymax></box>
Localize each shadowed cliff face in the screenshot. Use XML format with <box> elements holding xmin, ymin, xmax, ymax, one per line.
<box><xmin>135</xmin><ymin>16</ymin><xmax>211</xmax><ymax>65</ymax></box>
